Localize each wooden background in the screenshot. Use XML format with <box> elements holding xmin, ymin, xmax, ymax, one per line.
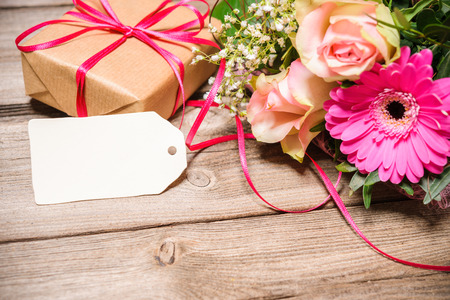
<box><xmin>1</xmin><ymin>0</ymin><xmax>449</xmax><ymax>299</ymax></box>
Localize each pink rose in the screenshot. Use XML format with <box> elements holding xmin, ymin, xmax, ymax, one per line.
<box><xmin>247</xmin><ymin>59</ymin><xmax>338</xmax><ymax>162</ymax></box>
<box><xmin>295</xmin><ymin>0</ymin><xmax>400</xmax><ymax>82</ymax></box>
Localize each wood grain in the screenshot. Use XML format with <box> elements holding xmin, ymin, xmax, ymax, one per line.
<box><xmin>0</xmin><ymin>0</ymin><xmax>72</xmax><ymax>8</ymax></box>
<box><xmin>0</xmin><ymin>6</ymin><xmax>73</xmax><ymax>106</ymax></box>
<box><xmin>1</xmin><ymin>105</ymin><xmax>407</xmax><ymax>242</ymax></box>
<box><xmin>1</xmin><ymin>1</ymin><xmax>449</xmax><ymax>299</ymax></box>
<box><xmin>0</xmin><ymin>202</ymin><xmax>448</xmax><ymax>299</ymax></box>
<box><xmin>0</xmin><ymin>0</ymin><xmax>216</xmax><ymax>9</ymax></box>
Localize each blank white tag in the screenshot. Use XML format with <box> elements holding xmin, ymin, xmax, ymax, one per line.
<box><xmin>28</xmin><ymin>112</ymin><xmax>187</xmax><ymax>205</ymax></box>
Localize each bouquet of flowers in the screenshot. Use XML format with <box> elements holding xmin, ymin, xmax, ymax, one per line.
<box><xmin>193</xmin><ymin>0</ymin><xmax>450</xmax><ymax>209</ymax></box>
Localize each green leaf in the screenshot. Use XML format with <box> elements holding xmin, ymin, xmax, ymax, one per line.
<box><xmin>336</xmin><ymin>161</ymin><xmax>358</xmax><ymax>173</ymax></box>
<box><xmin>429</xmin><ymin>166</ymin><xmax>450</xmax><ymax>200</ymax></box>
<box><xmin>363</xmin><ymin>184</ymin><xmax>373</xmax><ymax>209</ymax></box>
<box><xmin>211</xmin><ymin>0</ymin><xmax>244</xmax><ymax>22</ymax></box>
<box><xmin>435</xmin><ymin>49</ymin><xmax>450</xmax><ymax>79</ymax></box>
<box><xmin>440</xmin><ymin>0</ymin><xmax>450</xmax><ymax>14</ymax></box>
<box><xmin>423</xmin><ymin>23</ymin><xmax>450</xmax><ymax>43</ymax></box>
<box><xmin>364</xmin><ymin>170</ymin><xmax>381</xmax><ymax>186</ymax></box>
<box><xmin>417</xmin><ymin>9</ymin><xmax>440</xmax><ymax>32</ymax></box>
<box><xmin>393</xmin><ymin>7</ymin><xmax>411</xmax><ymax>29</ymax></box>
<box><xmin>333</xmin><ymin>139</ymin><xmax>341</xmax><ymax>162</ymax></box>
<box><xmin>340</xmin><ymin>80</ymin><xmax>356</xmax><ymax>88</ymax></box>
<box><xmin>399</xmin><ymin>180</ymin><xmax>415</xmax><ymax>196</ymax></box>
<box><xmin>391</xmin><ymin>0</ymin><xmax>410</xmax><ymax>9</ymax></box>
<box><xmin>401</xmin><ymin>0</ymin><xmax>437</xmax><ymax>22</ymax></box>
<box><xmin>309</xmin><ymin>121</ymin><xmax>326</xmax><ymax>132</ymax></box>
<box><xmin>418</xmin><ymin>176</ymin><xmax>433</xmax><ymax>204</ymax></box>
<box><xmin>350</xmin><ymin>171</ymin><xmax>366</xmax><ymax>194</ymax></box>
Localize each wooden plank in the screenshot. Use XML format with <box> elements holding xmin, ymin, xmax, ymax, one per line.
<box><xmin>1</xmin><ymin>106</ymin><xmax>407</xmax><ymax>242</ymax></box>
<box><xmin>0</xmin><ymin>0</ymin><xmax>72</xmax><ymax>8</ymax></box>
<box><xmin>0</xmin><ymin>202</ymin><xmax>448</xmax><ymax>299</ymax></box>
<box><xmin>0</xmin><ymin>0</ymin><xmax>217</xmax><ymax>9</ymax></box>
<box><xmin>0</xmin><ymin>6</ymin><xmax>72</xmax><ymax>106</ymax></box>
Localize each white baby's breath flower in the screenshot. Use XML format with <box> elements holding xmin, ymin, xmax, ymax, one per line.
<box><xmin>226</xmin><ymin>60</ymin><xmax>235</xmax><ymax>68</ymax></box>
<box><xmin>261</xmin><ymin>5</ymin><xmax>273</xmax><ymax>12</ymax></box>
<box><xmin>218</xmin><ymin>49</ymin><xmax>228</xmax><ymax>57</ymax></box>
<box><xmin>211</xmin><ymin>55</ymin><xmax>220</xmax><ymax>61</ymax></box>
<box><xmin>191</xmin><ymin>47</ymin><xmax>199</xmax><ymax>53</ymax></box>
<box><xmin>275</xmin><ymin>22</ymin><xmax>284</xmax><ymax>32</ymax></box>
<box><xmin>230</xmin><ymin>105</ymin><xmax>238</xmax><ymax>115</ymax></box>
<box><xmin>260</xmin><ymin>35</ymin><xmax>271</xmax><ymax>43</ymax></box>
<box><xmin>246</xmin><ymin>53</ymin><xmax>256</xmax><ymax>60</ymax></box>
<box><xmin>269</xmin><ymin>54</ymin><xmax>277</xmax><ymax>66</ymax></box>
<box><xmin>241</xmin><ymin>21</ymin><xmax>247</xmax><ymax>28</ymax></box>
<box><xmin>208</xmin><ymin>77</ymin><xmax>215</xmax><ymax>85</ymax></box>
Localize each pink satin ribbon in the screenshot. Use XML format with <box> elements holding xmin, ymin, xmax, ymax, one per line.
<box><xmin>186</xmin><ymin>97</ymin><xmax>450</xmax><ymax>271</ymax></box>
<box><xmin>16</xmin><ymin>0</ymin><xmax>220</xmax><ymax>118</ymax></box>
<box><xmin>17</xmin><ymin>0</ymin><xmax>449</xmax><ymax>272</ymax></box>
<box><xmin>185</xmin><ymin>60</ymin><xmax>450</xmax><ymax>271</ymax></box>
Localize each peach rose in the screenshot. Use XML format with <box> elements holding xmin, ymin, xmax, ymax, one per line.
<box><xmin>295</xmin><ymin>0</ymin><xmax>400</xmax><ymax>82</ymax></box>
<box><xmin>247</xmin><ymin>59</ymin><xmax>338</xmax><ymax>162</ymax></box>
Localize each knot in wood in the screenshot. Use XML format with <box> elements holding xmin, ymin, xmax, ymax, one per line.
<box><xmin>187</xmin><ymin>169</ymin><xmax>211</xmax><ymax>187</ymax></box>
<box><xmin>155</xmin><ymin>241</ymin><xmax>176</xmax><ymax>267</ymax></box>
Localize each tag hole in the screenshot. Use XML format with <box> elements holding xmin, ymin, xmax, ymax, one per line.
<box><xmin>168</xmin><ymin>146</ymin><xmax>177</xmax><ymax>156</ymax></box>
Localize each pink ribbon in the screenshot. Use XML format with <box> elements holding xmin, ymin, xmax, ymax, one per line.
<box><xmin>185</xmin><ymin>63</ymin><xmax>450</xmax><ymax>271</ymax></box>
<box><xmin>187</xmin><ymin>97</ymin><xmax>450</xmax><ymax>272</ymax></box>
<box><xmin>16</xmin><ymin>0</ymin><xmax>220</xmax><ymax>118</ymax></box>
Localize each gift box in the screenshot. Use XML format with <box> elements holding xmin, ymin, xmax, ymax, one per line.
<box><xmin>20</xmin><ymin>0</ymin><xmax>219</xmax><ymax>118</ymax></box>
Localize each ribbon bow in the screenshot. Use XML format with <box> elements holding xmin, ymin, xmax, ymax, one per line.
<box><xmin>16</xmin><ymin>0</ymin><xmax>220</xmax><ymax>118</ymax></box>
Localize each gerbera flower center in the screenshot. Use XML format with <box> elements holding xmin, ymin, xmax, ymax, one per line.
<box><xmin>386</xmin><ymin>101</ymin><xmax>406</xmax><ymax>120</ymax></box>
<box><xmin>369</xmin><ymin>89</ymin><xmax>420</xmax><ymax>137</ymax></box>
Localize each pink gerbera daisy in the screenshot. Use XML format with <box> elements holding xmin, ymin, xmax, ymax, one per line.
<box><xmin>324</xmin><ymin>47</ymin><xmax>450</xmax><ymax>184</ymax></box>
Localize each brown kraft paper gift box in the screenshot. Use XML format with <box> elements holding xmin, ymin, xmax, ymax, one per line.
<box><xmin>20</xmin><ymin>0</ymin><xmax>219</xmax><ymax>118</ymax></box>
